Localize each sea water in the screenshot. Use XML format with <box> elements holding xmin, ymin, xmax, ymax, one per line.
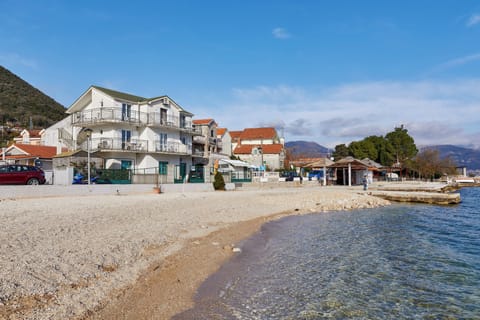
<box><xmin>174</xmin><ymin>188</ymin><xmax>480</xmax><ymax>319</ymax></box>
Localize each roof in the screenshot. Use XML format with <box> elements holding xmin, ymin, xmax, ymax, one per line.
<box><xmin>219</xmin><ymin>159</ymin><xmax>253</xmax><ymax>168</ymax></box>
<box><xmin>216</xmin><ymin>128</ymin><xmax>227</xmax><ymax>136</ymax></box>
<box><xmin>240</xmin><ymin>127</ymin><xmax>277</xmax><ymax>140</ymax></box>
<box><xmin>328</xmin><ymin>156</ymin><xmax>378</xmax><ymax>170</ymax></box>
<box><xmin>193</xmin><ymin>118</ymin><xmax>216</xmax><ymax>126</ymax></box>
<box><xmin>303</xmin><ymin>158</ymin><xmax>335</xmax><ymax>168</ymax></box>
<box><xmin>67</xmin><ymin>86</ymin><xmax>193</xmax><ymax>116</ymax></box>
<box><xmin>229</xmin><ymin>131</ymin><xmax>242</xmax><ymax>141</ymax></box>
<box><xmin>92</xmin><ymin>85</ymin><xmax>146</xmax><ymax>102</ymax></box>
<box><xmin>234</xmin><ymin>143</ymin><xmax>284</xmax><ymax>155</ymax></box>
<box><xmin>3</xmin><ymin>144</ymin><xmax>58</xmax><ymax>159</ymax></box>
<box><xmin>361</xmin><ymin>158</ymin><xmax>383</xmax><ymax>169</ymax></box>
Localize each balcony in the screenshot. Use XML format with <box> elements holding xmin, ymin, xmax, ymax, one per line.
<box><xmin>154</xmin><ymin>141</ymin><xmax>192</xmax><ymax>155</ymax></box>
<box><xmin>193</xmin><ymin>136</ymin><xmax>207</xmax><ymax>144</ymax></box>
<box><xmin>82</xmin><ymin>137</ymin><xmax>149</xmax><ymax>152</ymax></box>
<box><xmin>71</xmin><ymin>108</ymin><xmax>198</xmax><ymax>133</ymax></box>
<box><xmin>72</xmin><ymin>108</ymin><xmax>146</xmax><ymax>126</ymax></box>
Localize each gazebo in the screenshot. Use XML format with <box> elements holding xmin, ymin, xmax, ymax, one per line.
<box><xmin>328</xmin><ymin>157</ymin><xmax>380</xmax><ymax>186</ymax></box>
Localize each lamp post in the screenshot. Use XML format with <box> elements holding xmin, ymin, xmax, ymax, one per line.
<box><xmin>84</xmin><ymin>129</ymin><xmax>93</xmax><ymax>185</ymax></box>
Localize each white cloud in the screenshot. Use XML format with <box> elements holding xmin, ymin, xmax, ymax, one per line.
<box><xmin>272</xmin><ymin>27</ymin><xmax>291</xmax><ymax>39</ymax></box>
<box><xmin>466</xmin><ymin>14</ymin><xmax>480</xmax><ymax>27</ymax></box>
<box><xmin>211</xmin><ymin>80</ymin><xmax>480</xmax><ymax>148</ymax></box>
<box><xmin>434</xmin><ymin>53</ymin><xmax>480</xmax><ymax>72</ymax></box>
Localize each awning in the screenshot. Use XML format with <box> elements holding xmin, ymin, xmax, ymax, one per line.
<box><xmin>219</xmin><ymin>159</ymin><xmax>252</xmax><ymax>168</ymax></box>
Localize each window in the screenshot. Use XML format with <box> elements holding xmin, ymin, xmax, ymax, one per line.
<box><xmin>121</xmin><ymin>160</ymin><xmax>132</xmax><ymax>170</ymax></box>
<box><xmin>159</xmin><ymin>161</ymin><xmax>168</xmax><ymax>175</ymax></box>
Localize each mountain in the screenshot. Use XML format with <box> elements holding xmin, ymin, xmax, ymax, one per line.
<box><xmin>0</xmin><ymin>65</ymin><xmax>66</xmax><ymax>128</ymax></box>
<box><xmin>422</xmin><ymin>145</ymin><xmax>480</xmax><ymax>171</ymax></box>
<box><xmin>286</xmin><ymin>141</ymin><xmax>332</xmax><ymax>158</ymax></box>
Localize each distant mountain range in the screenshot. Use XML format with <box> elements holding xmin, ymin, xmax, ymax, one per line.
<box><xmin>422</xmin><ymin>145</ymin><xmax>480</xmax><ymax>171</ymax></box>
<box><xmin>0</xmin><ymin>65</ymin><xmax>66</xmax><ymax>128</ymax></box>
<box><xmin>285</xmin><ymin>141</ymin><xmax>332</xmax><ymax>158</ymax></box>
<box><xmin>286</xmin><ymin>141</ymin><xmax>480</xmax><ymax>171</ymax></box>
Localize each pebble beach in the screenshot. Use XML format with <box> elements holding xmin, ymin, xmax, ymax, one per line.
<box><xmin>1</xmin><ymin>185</ymin><xmax>391</xmax><ymax>319</ymax></box>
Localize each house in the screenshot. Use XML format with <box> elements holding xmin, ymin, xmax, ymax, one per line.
<box><xmin>43</xmin><ymin>85</ymin><xmax>200</xmax><ymax>184</ymax></box>
<box><xmin>216</xmin><ymin>128</ymin><xmax>232</xmax><ymax>157</ymax></box>
<box><xmin>0</xmin><ymin>143</ymin><xmax>59</xmax><ymax>183</ymax></box>
<box><xmin>13</xmin><ymin>129</ymin><xmax>45</xmax><ymax>145</ymax></box>
<box><xmin>192</xmin><ymin>118</ymin><xmax>219</xmax><ymax>163</ymax></box>
<box><xmin>328</xmin><ymin>156</ymin><xmax>380</xmax><ymax>186</ymax></box>
<box><xmin>229</xmin><ymin>130</ymin><xmax>242</xmax><ymax>152</ymax></box>
<box><xmin>232</xmin><ymin>127</ymin><xmax>285</xmax><ymax>170</ymax></box>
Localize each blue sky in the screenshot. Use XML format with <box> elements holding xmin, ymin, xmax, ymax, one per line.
<box><xmin>1</xmin><ymin>1</ymin><xmax>480</xmax><ymax>148</ymax></box>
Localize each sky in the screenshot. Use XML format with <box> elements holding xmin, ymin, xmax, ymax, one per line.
<box><xmin>1</xmin><ymin>0</ymin><xmax>480</xmax><ymax>149</ymax></box>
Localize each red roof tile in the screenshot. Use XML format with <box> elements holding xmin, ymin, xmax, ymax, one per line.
<box><xmin>13</xmin><ymin>144</ymin><xmax>58</xmax><ymax>158</ymax></box>
<box><xmin>239</xmin><ymin>127</ymin><xmax>277</xmax><ymax>140</ymax></box>
<box><xmin>193</xmin><ymin>118</ymin><xmax>216</xmax><ymax>125</ymax></box>
<box><xmin>229</xmin><ymin>131</ymin><xmax>242</xmax><ymax>141</ymax></box>
<box><xmin>234</xmin><ymin>143</ymin><xmax>284</xmax><ymax>154</ymax></box>
<box><xmin>216</xmin><ymin>128</ymin><xmax>226</xmax><ymax>136</ymax></box>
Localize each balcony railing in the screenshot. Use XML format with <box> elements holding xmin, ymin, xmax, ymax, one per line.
<box><xmin>71</xmin><ymin>108</ymin><xmax>198</xmax><ymax>133</ymax></box>
<box><xmin>154</xmin><ymin>141</ymin><xmax>192</xmax><ymax>154</ymax></box>
<box><xmin>81</xmin><ymin>138</ymin><xmax>149</xmax><ymax>152</ymax></box>
<box><xmin>72</xmin><ymin>108</ymin><xmax>145</xmax><ymax>126</ymax></box>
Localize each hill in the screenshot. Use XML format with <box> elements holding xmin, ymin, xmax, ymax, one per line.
<box><xmin>423</xmin><ymin>145</ymin><xmax>480</xmax><ymax>171</ymax></box>
<box><xmin>285</xmin><ymin>141</ymin><xmax>332</xmax><ymax>158</ymax></box>
<box><xmin>0</xmin><ymin>65</ymin><xmax>66</xmax><ymax>128</ymax></box>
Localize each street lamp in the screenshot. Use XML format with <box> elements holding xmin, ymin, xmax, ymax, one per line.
<box><xmin>84</xmin><ymin>128</ymin><xmax>93</xmax><ymax>185</ymax></box>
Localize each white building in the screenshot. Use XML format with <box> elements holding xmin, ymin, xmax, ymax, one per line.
<box><xmin>43</xmin><ymin>86</ymin><xmax>200</xmax><ymax>183</ymax></box>
<box><xmin>232</xmin><ymin>127</ymin><xmax>285</xmax><ymax>170</ymax></box>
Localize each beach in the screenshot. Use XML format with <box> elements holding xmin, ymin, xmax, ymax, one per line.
<box><xmin>1</xmin><ymin>185</ymin><xmax>391</xmax><ymax>319</ymax></box>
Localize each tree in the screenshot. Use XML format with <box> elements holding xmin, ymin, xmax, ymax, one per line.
<box><xmin>348</xmin><ymin>140</ymin><xmax>377</xmax><ymax>160</ymax></box>
<box><xmin>385</xmin><ymin>126</ymin><xmax>418</xmax><ymax>170</ymax></box>
<box><xmin>364</xmin><ymin>135</ymin><xmax>395</xmax><ymax>166</ymax></box>
<box><xmin>213</xmin><ymin>171</ymin><xmax>225</xmax><ymax>190</ymax></box>
<box><xmin>332</xmin><ymin>144</ymin><xmax>349</xmax><ymax>161</ymax></box>
<box><xmin>414</xmin><ymin>148</ymin><xmax>457</xmax><ymax>180</ymax></box>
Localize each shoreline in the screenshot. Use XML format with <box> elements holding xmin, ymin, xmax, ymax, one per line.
<box><xmin>1</xmin><ymin>183</ymin><xmax>453</xmax><ymax>319</ymax></box>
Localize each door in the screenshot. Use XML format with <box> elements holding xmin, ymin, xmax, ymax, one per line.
<box><xmin>159</xmin><ymin>133</ymin><xmax>167</xmax><ymax>151</ymax></box>
<box><xmin>122</xmin><ymin>130</ymin><xmax>131</xmax><ymax>150</ymax></box>
<box><xmin>122</xmin><ymin>103</ymin><xmax>131</xmax><ymax>121</ymax></box>
<box><xmin>160</xmin><ymin>108</ymin><xmax>167</xmax><ymax>125</ymax></box>
<box><xmin>174</xmin><ymin>163</ymin><xmax>186</xmax><ymax>183</ymax></box>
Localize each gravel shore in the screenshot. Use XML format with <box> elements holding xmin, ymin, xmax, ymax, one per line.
<box><xmin>0</xmin><ymin>185</ymin><xmax>389</xmax><ymax>319</ymax></box>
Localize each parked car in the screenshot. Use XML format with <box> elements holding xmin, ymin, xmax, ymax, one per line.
<box><xmin>0</xmin><ymin>164</ymin><xmax>46</xmax><ymax>185</ymax></box>
<box><xmin>385</xmin><ymin>172</ymin><xmax>399</xmax><ymax>181</ymax></box>
<box><xmin>281</xmin><ymin>171</ymin><xmax>302</xmax><ymax>182</ymax></box>
<box><xmin>308</xmin><ymin>170</ymin><xmax>324</xmax><ymax>181</ymax></box>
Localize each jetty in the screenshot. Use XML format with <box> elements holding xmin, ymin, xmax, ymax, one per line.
<box><xmin>368</xmin><ymin>181</ymin><xmax>461</xmax><ymax>205</ymax></box>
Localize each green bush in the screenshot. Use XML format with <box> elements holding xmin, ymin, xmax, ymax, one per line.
<box><xmin>213</xmin><ymin>171</ymin><xmax>225</xmax><ymax>190</ymax></box>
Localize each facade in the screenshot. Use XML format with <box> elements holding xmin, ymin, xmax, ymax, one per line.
<box><xmin>13</xmin><ymin>129</ymin><xmax>45</xmax><ymax>145</ymax></box>
<box><xmin>232</xmin><ymin>127</ymin><xmax>285</xmax><ymax>170</ymax></box>
<box><xmin>192</xmin><ymin>119</ymin><xmax>218</xmax><ymax>165</ymax></box>
<box><xmin>216</xmin><ymin>128</ymin><xmax>232</xmax><ymax>157</ymax></box>
<box><xmin>43</xmin><ymin>86</ymin><xmax>201</xmax><ymax>183</ymax></box>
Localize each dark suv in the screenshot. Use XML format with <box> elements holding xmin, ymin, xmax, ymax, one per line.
<box><xmin>0</xmin><ymin>164</ymin><xmax>46</xmax><ymax>185</ymax></box>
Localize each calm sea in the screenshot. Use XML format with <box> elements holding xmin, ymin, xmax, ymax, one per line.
<box><xmin>174</xmin><ymin>188</ymin><xmax>480</xmax><ymax>319</ymax></box>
